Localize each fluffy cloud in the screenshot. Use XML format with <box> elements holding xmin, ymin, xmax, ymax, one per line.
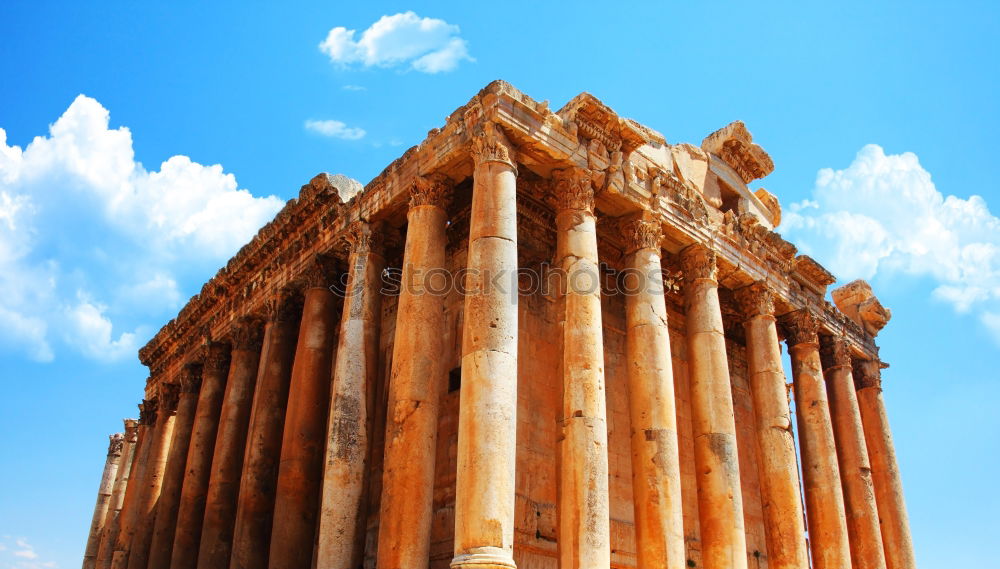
<box><xmin>781</xmin><ymin>144</ymin><xmax>1000</xmax><ymax>342</ymax></box>
<box><xmin>319</xmin><ymin>12</ymin><xmax>473</xmax><ymax>73</ymax></box>
<box><xmin>304</xmin><ymin>119</ymin><xmax>366</xmax><ymax>140</ymax></box>
<box><xmin>0</xmin><ymin>95</ymin><xmax>284</xmax><ymax>362</ymax></box>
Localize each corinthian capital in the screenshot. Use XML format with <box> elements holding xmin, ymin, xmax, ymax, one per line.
<box><xmin>108</xmin><ymin>433</ymin><xmax>125</xmax><ymax>457</ymax></box>
<box><xmin>734</xmin><ymin>281</ymin><xmax>775</xmax><ymax>320</ymax></box>
<box><xmin>300</xmin><ymin>254</ymin><xmax>337</xmax><ymax>289</ymax></box>
<box><xmin>620</xmin><ymin>215</ymin><xmax>662</xmax><ymax>254</ymax></box>
<box><xmin>159</xmin><ymin>382</ymin><xmax>180</xmax><ymax>414</ymax></box>
<box><xmin>343</xmin><ymin>220</ymin><xmax>382</xmax><ymax>256</ymax></box>
<box><xmin>820</xmin><ymin>335</ymin><xmax>853</xmax><ymax>371</ymax></box>
<box><xmin>139</xmin><ymin>398</ymin><xmax>158</xmax><ymax>426</ymax></box>
<box><xmin>232</xmin><ymin>316</ymin><xmax>265</xmax><ymax>352</ymax></box>
<box><xmin>679</xmin><ymin>244</ymin><xmax>717</xmax><ymax>283</ymax></box>
<box><xmin>180</xmin><ymin>363</ymin><xmax>203</xmax><ymax>394</ymax></box>
<box><xmin>551</xmin><ymin>167</ymin><xmax>594</xmax><ymax>213</ymax></box>
<box><xmin>853</xmin><ymin>359</ymin><xmax>882</xmax><ymax>390</ymax></box>
<box><xmin>264</xmin><ymin>288</ymin><xmax>302</xmax><ymax>324</ymax></box>
<box><xmin>469</xmin><ymin>122</ymin><xmax>516</xmax><ymax>170</ymax></box>
<box><xmin>409</xmin><ymin>173</ymin><xmax>452</xmax><ymax>209</ymax></box>
<box><xmin>202</xmin><ymin>341</ymin><xmax>231</xmax><ymax>375</ymax></box>
<box><xmin>123</xmin><ymin>419</ymin><xmax>139</xmax><ymax>442</ymax></box>
<box><xmin>780</xmin><ymin>309</ymin><xmax>819</xmax><ymax>347</ymax></box>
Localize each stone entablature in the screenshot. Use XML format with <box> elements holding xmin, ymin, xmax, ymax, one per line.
<box><xmin>137</xmin><ymin>80</ymin><xmax>878</xmax><ymax>390</ymax></box>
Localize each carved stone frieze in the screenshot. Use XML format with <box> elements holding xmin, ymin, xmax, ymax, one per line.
<box><xmin>781</xmin><ymin>309</ymin><xmax>820</xmax><ymax>347</ymax></box>
<box><xmin>734</xmin><ymin>281</ymin><xmax>775</xmax><ymax>319</ymax></box>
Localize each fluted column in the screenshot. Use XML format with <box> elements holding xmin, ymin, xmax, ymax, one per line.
<box><xmin>127</xmin><ymin>382</ymin><xmax>180</xmax><ymax>569</ymax></box>
<box><xmin>376</xmin><ymin>175</ymin><xmax>450</xmax><ymax>569</ymax></box>
<box><xmin>171</xmin><ymin>343</ymin><xmax>231</xmax><ymax>569</ymax></box>
<box><xmin>198</xmin><ymin>319</ymin><xmax>264</xmax><ymax>569</ymax></box>
<box><xmin>822</xmin><ymin>336</ymin><xmax>886</xmax><ymax>569</ymax></box>
<box><xmin>83</xmin><ymin>433</ymin><xmax>125</xmax><ymax>569</ymax></box>
<box><xmin>452</xmin><ymin>125</ymin><xmax>519</xmax><ymax>569</ymax></box>
<box><xmin>620</xmin><ymin>215</ymin><xmax>684</xmax><ymax>569</ymax></box>
<box><xmin>855</xmin><ymin>360</ymin><xmax>916</xmax><ymax>569</ymax></box>
<box><xmin>149</xmin><ymin>364</ymin><xmax>203</xmax><ymax>569</ymax></box>
<box><xmin>269</xmin><ymin>259</ymin><xmax>340</xmax><ymax>569</ymax></box>
<box><xmin>553</xmin><ymin>167</ymin><xmax>611</xmax><ymax>569</ymax></box>
<box><xmin>316</xmin><ymin>222</ymin><xmax>385</xmax><ymax>569</ymax></box>
<box><xmin>781</xmin><ymin>309</ymin><xmax>851</xmax><ymax>569</ymax></box>
<box><xmin>111</xmin><ymin>407</ymin><xmax>151</xmax><ymax>569</ymax></box>
<box><xmin>680</xmin><ymin>244</ymin><xmax>747</xmax><ymax>569</ymax></box>
<box><xmin>230</xmin><ymin>291</ymin><xmax>300</xmax><ymax>569</ymax></box>
<box><xmin>96</xmin><ymin>420</ymin><xmax>138</xmax><ymax>569</ymax></box>
<box><xmin>734</xmin><ymin>283</ymin><xmax>809</xmax><ymax>569</ymax></box>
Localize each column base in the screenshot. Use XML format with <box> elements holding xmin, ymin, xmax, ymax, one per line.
<box><xmin>451</xmin><ymin>548</ymin><xmax>517</xmax><ymax>569</ymax></box>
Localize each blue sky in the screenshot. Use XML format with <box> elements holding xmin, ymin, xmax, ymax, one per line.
<box><xmin>1</xmin><ymin>2</ymin><xmax>997</xmax><ymax>567</ymax></box>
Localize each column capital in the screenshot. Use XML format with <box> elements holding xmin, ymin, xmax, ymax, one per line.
<box><xmin>108</xmin><ymin>432</ymin><xmax>125</xmax><ymax>457</ymax></box>
<box><xmin>343</xmin><ymin>220</ymin><xmax>382</xmax><ymax>256</ymax></box>
<box><xmin>299</xmin><ymin>253</ymin><xmax>338</xmax><ymax>289</ymax></box>
<box><xmin>202</xmin><ymin>341</ymin><xmax>232</xmax><ymax>375</ymax></box>
<box><xmin>264</xmin><ymin>288</ymin><xmax>302</xmax><ymax>324</ymax></box>
<box><xmin>552</xmin><ymin>167</ymin><xmax>594</xmax><ymax>213</ymax></box>
<box><xmin>159</xmin><ymin>382</ymin><xmax>180</xmax><ymax>414</ymax></box>
<box><xmin>139</xmin><ymin>398</ymin><xmax>158</xmax><ymax>426</ymax></box>
<box><xmin>469</xmin><ymin>122</ymin><xmax>516</xmax><ymax>170</ymax></box>
<box><xmin>180</xmin><ymin>363</ymin><xmax>203</xmax><ymax>394</ymax></box>
<box><xmin>734</xmin><ymin>281</ymin><xmax>775</xmax><ymax>320</ymax></box>
<box><xmin>232</xmin><ymin>316</ymin><xmax>265</xmax><ymax>352</ymax></box>
<box><xmin>819</xmin><ymin>335</ymin><xmax>852</xmax><ymax>371</ymax></box>
<box><xmin>679</xmin><ymin>243</ymin><xmax>717</xmax><ymax>283</ymax></box>
<box><xmin>780</xmin><ymin>309</ymin><xmax>819</xmax><ymax>347</ymax></box>
<box><xmin>124</xmin><ymin>418</ymin><xmax>139</xmax><ymax>442</ymax></box>
<box><xmin>853</xmin><ymin>359</ymin><xmax>883</xmax><ymax>391</ymax></box>
<box><xmin>409</xmin><ymin>173</ymin><xmax>452</xmax><ymax>209</ymax></box>
<box><xmin>620</xmin><ymin>214</ymin><xmax>662</xmax><ymax>254</ymax></box>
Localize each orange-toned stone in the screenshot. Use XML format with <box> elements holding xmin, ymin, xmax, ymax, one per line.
<box><xmin>109</xmin><ymin>408</ymin><xmax>151</xmax><ymax>569</ymax></box>
<box><xmin>376</xmin><ymin>176</ymin><xmax>450</xmax><ymax>569</ymax></box>
<box><xmin>782</xmin><ymin>310</ymin><xmax>851</xmax><ymax>569</ymax></box>
<box><xmin>735</xmin><ymin>283</ymin><xmax>809</xmax><ymax>569</ymax></box>
<box><xmin>680</xmin><ymin>244</ymin><xmax>748</xmax><ymax>569</ymax></box>
<box><xmin>96</xmin><ymin>420</ymin><xmax>138</xmax><ymax>569</ymax></box>
<box><xmin>553</xmin><ymin>166</ymin><xmax>611</xmax><ymax>569</ymax></box>
<box><xmin>170</xmin><ymin>343</ymin><xmax>230</xmax><ymax>569</ymax></box>
<box><xmin>83</xmin><ymin>433</ymin><xmax>125</xmax><ymax>569</ymax></box>
<box><xmin>229</xmin><ymin>292</ymin><xmax>299</xmax><ymax>569</ymax></box>
<box><xmin>269</xmin><ymin>271</ymin><xmax>339</xmax><ymax>569</ymax></box>
<box><xmin>855</xmin><ymin>360</ymin><xmax>917</xmax><ymax>569</ymax></box>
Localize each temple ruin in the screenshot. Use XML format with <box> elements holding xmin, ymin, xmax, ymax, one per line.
<box><xmin>82</xmin><ymin>81</ymin><xmax>916</xmax><ymax>569</ymax></box>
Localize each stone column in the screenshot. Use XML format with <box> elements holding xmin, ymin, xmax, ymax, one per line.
<box><xmin>452</xmin><ymin>125</ymin><xmax>519</xmax><ymax>569</ymax></box>
<box><xmin>96</xmin><ymin>420</ymin><xmax>138</xmax><ymax>569</ymax></box>
<box><xmin>553</xmin><ymin>167</ymin><xmax>611</xmax><ymax>569</ymax></box>
<box><xmin>269</xmin><ymin>259</ymin><xmax>340</xmax><ymax>569</ymax></box>
<box><xmin>822</xmin><ymin>336</ymin><xmax>886</xmax><ymax>569</ymax></box>
<box><xmin>148</xmin><ymin>364</ymin><xmax>203</xmax><ymax>569</ymax></box>
<box><xmin>170</xmin><ymin>343</ymin><xmax>231</xmax><ymax>569</ymax></box>
<box><xmin>230</xmin><ymin>291</ymin><xmax>301</xmax><ymax>569</ymax></box>
<box><xmin>110</xmin><ymin>407</ymin><xmax>151</xmax><ymax>569</ymax></box>
<box><xmin>83</xmin><ymin>433</ymin><xmax>125</xmax><ymax>569</ymax></box>
<box><xmin>781</xmin><ymin>309</ymin><xmax>851</xmax><ymax>569</ymax></box>
<box><xmin>620</xmin><ymin>215</ymin><xmax>684</xmax><ymax>569</ymax></box>
<box><xmin>855</xmin><ymin>360</ymin><xmax>917</xmax><ymax>569</ymax></box>
<box><xmin>317</xmin><ymin>222</ymin><xmax>385</xmax><ymax>569</ymax></box>
<box><xmin>734</xmin><ymin>283</ymin><xmax>809</xmax><ymax>569</ymax></box>
<box><xmin>198</xmin><ymin>319</ymin><xmax>264</xmax><ymax>569</ymax></box>
<box><xmin>127</xmin><ymin>382</ymin><xmax>180</xmax><ymax>569</ymax></box>
<box><xmin>680</xmin><ymin>244</ymin><xmax>747</xmax><ymax>569</ymax></box>
<box><xmin>376</xmin><ymin>175</ymin><xmax>450</xmax><ymax>569</ymax></box>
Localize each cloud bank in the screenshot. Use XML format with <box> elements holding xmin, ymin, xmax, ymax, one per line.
<box><xmin>304</xmin><ymin>119</ymin><xmax>366</xmax><ymax>140</ymax></box>
<box><xmin>319</xmin><ymin>11</ymin><xmax>473</xmax><ymax>73</ymax></box>
<box><xmin>0</xmin><ymin>95</ymin><xmax>284</xmax><ymax>363</ymax></box>
<box><xmin>781</xmin><ymin>144</ymin><xmax>1000</xmax><ymax>342</ymax></box>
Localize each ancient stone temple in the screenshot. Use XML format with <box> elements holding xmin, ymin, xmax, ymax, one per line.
<box><xmin>83</xmin><ymin>81</ymin><xmax>916</xmax><ymax>569</ymax></box>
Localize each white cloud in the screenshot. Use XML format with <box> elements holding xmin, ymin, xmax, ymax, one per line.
<box><xmin>781</xmin><ymin>144</ymin><xmax>1000</xmax><ymax>342</ymax></box>
<box><xmin>319</xmin><ymin>11</ymin><xmax>473</xmax><ymax>73</ymax></box>
<box><xmin>304</xmin><ymin>119</ymin><xmax>366</xmax><ymax>140</ymax></box>
<box><xmin>0</xmin><ymin>95</ymin><xmax>284</xmax><ymax>363</ymax></box>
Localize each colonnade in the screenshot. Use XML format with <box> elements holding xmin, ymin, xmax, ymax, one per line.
<box><xmin>84</xmin><ymin>144</ymin><xmax>915</xmax><ymax>569</ymax></box>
